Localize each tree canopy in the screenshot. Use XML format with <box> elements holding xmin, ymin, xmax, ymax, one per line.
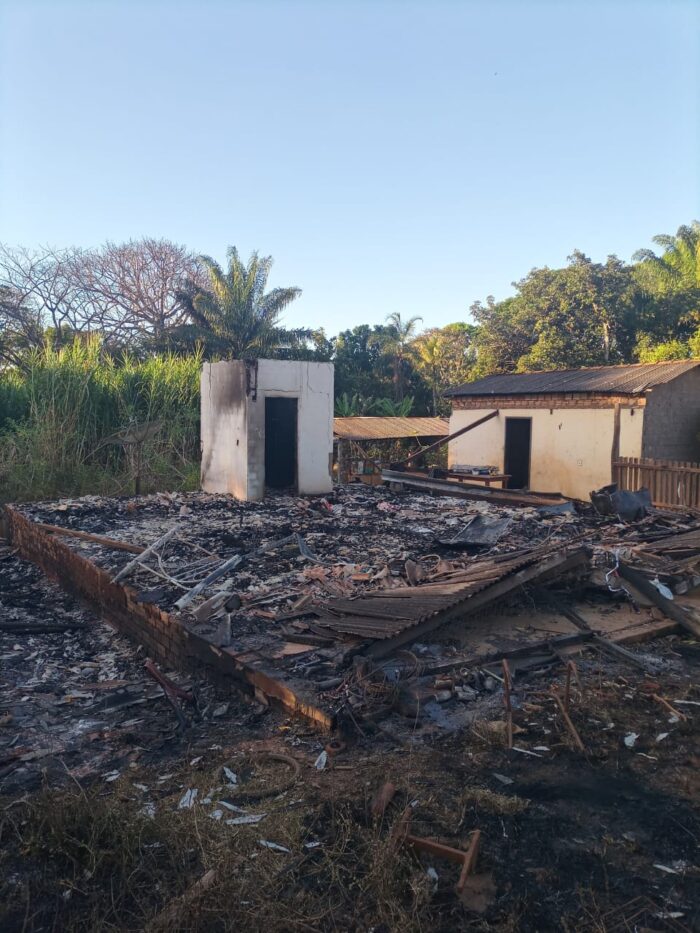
<box><xmin>1</xmin><ymin>222</ymin><xmax>698</xmax><ymax>418</ymax></box>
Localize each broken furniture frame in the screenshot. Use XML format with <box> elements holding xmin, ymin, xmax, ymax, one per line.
<box><xmin>391</xmin><ymin>804</ymin><xmax>481</xmax><ymax>897</ymax></box>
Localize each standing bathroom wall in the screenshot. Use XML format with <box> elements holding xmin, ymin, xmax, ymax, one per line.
<box><xmin>201</xmin><ymin>359</ymin><xmax>334</xmax><ymax>501</ymax></box>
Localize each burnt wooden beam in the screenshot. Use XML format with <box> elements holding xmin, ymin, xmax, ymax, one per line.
<box><xmin>396</xmin><ymin>409</ymin><xmax>499</xmax><ymax>467</ymax></box>
<box><xmin>618</xmin><ymin>561</ymin><xmax>700</xmax><ymax>638</ymax></box>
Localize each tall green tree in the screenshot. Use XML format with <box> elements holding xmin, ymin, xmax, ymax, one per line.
<box><xmin>412</xmin><ymin>323</ymin><xmax>477</xmax><ymax>413</ymax></box>
<box><xmin>372</xmin><ymin>312</ymin><xmax>423</xmax><ymax>400</ymax></box>
<box><xmin>175</xmin><ymin>247</ymin><xmax>302</xmax><ymax>358</ymax></box>
<box><xmin>517</xmin><ymin>252</ymin><xmax>639</xmax><ymax>369</ymax></box>
<box><xmin>470</xmin><ymin>296</ymin><xmax>537</xmax><ymax>376</ymax></box>
<box><xmin>472</xmin><ymin>253</ymin><xmax>640</xmax><ymax>374</ymax></box>
<box><xmin>333</xmin><ymin>324</ymin><xmax>395</xmax><ymax>400</ymax></box>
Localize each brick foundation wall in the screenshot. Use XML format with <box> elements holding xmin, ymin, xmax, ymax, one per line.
<box><xmin>4</xmin><ymin>507</ymin><xmax>333</xmax><ymax>729</ymax></box>
<box><xmin>450</xmin><ymin>394</ymin><xmax>646</xmax><ymax>410</ymax></box>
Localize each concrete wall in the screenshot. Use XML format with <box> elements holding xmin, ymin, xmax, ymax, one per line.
<box><xmin>247</xmin><ymin>360</ymin><xmax>334</xmax><ymax>500</ymax></box>
<box><xmin>201</xmin><ymin>361</ymin><xmax>249</xmax><ymax>498</ymax></box>
<box><xmin>448</xmin><ymin>405</ymin><xmax>644</xmax><ymax>500</ymax></box>
<box><xmin>643</xmin><ymin>368</ymin><xmax>700</xmax><ymax>461</ymax></box>
<box><xmin>619</xmin><ymin>406</ymin><xmax>644</xmax><ymax>458</ymax></box>
<box><xmin>201</xmin><ymin>359</ymin><xmax>334</xmax><ymax>500</ymax></box>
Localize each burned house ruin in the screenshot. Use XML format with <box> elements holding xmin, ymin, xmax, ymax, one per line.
<box><xmin>201</xmin><ymin>359</ymin><xmax>334</xmax><ymax>501</ymax></box>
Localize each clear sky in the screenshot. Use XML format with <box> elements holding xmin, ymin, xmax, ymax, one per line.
<box><xmin>0</xmin><ymin>0</ymin><xmax>698</xmax><ymax>335</ymax></box>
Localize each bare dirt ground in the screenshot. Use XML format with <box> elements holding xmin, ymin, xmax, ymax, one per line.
<box><xmin>1</xmin><ymin>544</ymin><xmax>699</xmax><ymax>932</ymax></box>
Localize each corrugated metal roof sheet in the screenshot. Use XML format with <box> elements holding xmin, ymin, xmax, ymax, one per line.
<box><xmin>333</xmin><ymin>416</ymin><xmax>449</xmax><ymax>440</ymax></box>
<box><xmin>310</xmin><ymin>549</ymin><xmax>543</xmax><ymax>639</ymax></box>
<box><xmin>445</xmin><ymin>360</ymin><xmax>700</xmax><ymax>398</ymax></box>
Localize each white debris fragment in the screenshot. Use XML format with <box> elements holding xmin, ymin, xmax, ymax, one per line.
<box><xmin>210</xmin><ymin>810</ymin><xmax>223</xmax><ymax>821</ymax></box>
<box><xmin>226</xmin><ymin>813</ymin><xmax>266</xmax><ymax>825</ymax></box>
<box><xmin>258</xmin><ymin>840</ymin><xmax>290</xmax><ymax>853</ymax></box>
<box><xmin>103</xmin><ymin>770</ymin><xmax>120</xmax><ymax>783</ymax></box>
<box><xmin>190</xmin><ymin>756</ymin><xmax>203</xmax><ymax>766</ymax></box>
<box><xmin>178</xmin><ymin>788</ymin><xmax>198</xmax><ymax>809</ymax></box>
<box><xmin>492</xmin><ymin>773</ymin><xmax>514</xmax><ymax>785</ymax></box>
<box><xmin>512</xmin><ymin>746</ymin><xmax>542</xmax><ymax>758</ymax></box>
<box><xmin>623</xmin><ymin>733</ymin><xmax>639</xmax><ymax>748</ymax></box>
<box><xmin>219</xmin><ymin>800</ymin><xmax>246</xmax><ymax>813</ymax></box>
<box><xmin>650</xmin><ymin>578</ymin><xmax>674</xmax><ymax>600</ymax></box>
<box><xmin>314</xmin><ymin>750</ymin><xmax>328</xmax><ymax>770</ymax></box>
<box><xmin>653</xmin><ymin>863</ymin><xmax>680</xmax><ymax>874</ymax></box>
<box><xmin>223</xmin><ymin>766</ymin><xmax>238</xmax><ymax>785</ymax></box>
<box><xmin>655</xmin><ymin>732</ymin><xmax>669</xmax><ymax>743</ymax></box>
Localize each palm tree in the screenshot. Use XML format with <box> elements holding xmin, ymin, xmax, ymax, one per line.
<box><xmin>413</xmin><ymin>332</ymin><xmax>442</xmax><ymax>414</ymax></box>
<box><xmin>632</xmin><ymin>220</ymin><xmax>700</xmax><ymax>328</ymax></box>
<box><xmin>176</xmin><ymin>247</ymin><xmax>302</xmax><ymax>358</ymax></box>
<box><xmin>633</xmin><ymin>222</ymin><xmax>700</xmax><ymax>293</ymax></box>
<box><xmin>372</xmin><ymin>312</ymin><xmax>423</xmax><ymax>401</ymax></box>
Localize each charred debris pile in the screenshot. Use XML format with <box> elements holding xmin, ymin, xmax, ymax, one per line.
<box><xmin>11</xmin><ymin>483</ymin><xmax>700</xmax><ymax>738</ymax></box>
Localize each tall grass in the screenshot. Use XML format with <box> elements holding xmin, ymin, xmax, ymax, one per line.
<box><xmin>0</xmin><ymin>339</ymin><xmax>202</xmax><ymax>502</ymax></box>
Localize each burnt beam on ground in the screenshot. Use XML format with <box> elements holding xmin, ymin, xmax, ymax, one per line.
<box><xmin>381</xmin><ymin>469</ymin><xmax>569</xmax><ymax>507</ymax></box>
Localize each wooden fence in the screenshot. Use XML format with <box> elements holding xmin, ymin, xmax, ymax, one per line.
<box><xmin>612</xmin><ymin>457</ymin><xmax>700</xmax><ymax>509</ymax></box>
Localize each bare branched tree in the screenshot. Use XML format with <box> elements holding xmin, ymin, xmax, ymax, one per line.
<box><xmin>0</xmin><ymin>284</ymin><xmax>44</xmax><ymax>366</ymax></box>
<box><xmin>69</xmin><ymin>239</ymin><xmax>204</xmax><ymax>343</ymax></box>
<box><xmin>0</xmin><ymin>245</ymin><xmax>89</xmax><ymax>342</ymax></box>
<box><xmin>0</xmin><ymin>239</ymin><xmax>203</xmax><ymax>353</ymax></box>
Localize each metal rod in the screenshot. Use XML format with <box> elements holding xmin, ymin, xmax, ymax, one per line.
<box><xmin>395</xmin><ymin>410</ymin><xmax>499</xmax><ymax>466</ymax></box>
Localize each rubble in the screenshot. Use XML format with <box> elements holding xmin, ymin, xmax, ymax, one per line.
<box><xmin>6</xmin><ymin>483</ymin><xmax>700</xmax><ymax>739</ymax></box>
<box><xmin>1</xmin><ymin>483</ymin><xmax>699</xmax><ymax>930</ymax></box>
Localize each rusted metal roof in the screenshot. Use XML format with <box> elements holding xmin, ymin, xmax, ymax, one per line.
<box><xmin>311</xmin><ymin>547</ymin><xmax>563</xmax><ymax>640</ymax></box>
<box><xmin>445</xmin><ymin>360</ymin><xmax>700</xmax><ymax>398</ymax></box>
<box><xmin>333</xmin><ymin>416</ymin><xmax>449</xmax><ymax>441</ymax></box>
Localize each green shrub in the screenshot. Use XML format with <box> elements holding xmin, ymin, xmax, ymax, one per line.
<box><xmin>0</xmin><ymin>339</ymin><xmax>202</xmax><ymax>502</ymax></box>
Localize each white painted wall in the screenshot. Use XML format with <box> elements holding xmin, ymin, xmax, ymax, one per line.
<box><xmin>619</xmin><ymin>407</ymin><xmax>644</xmax><ymax>458</ymax></box>
<box><xmin>247</xmin><ymin>360</ymin><xmax>334</xmax><ymax>500</ymax></box>
<box><xmin>448</xmin><ymin>405</ymin><xmax>645</xmax><ymax>500</ymax></box>
<box><xmin>200</xmin><ymin>361</ymin><xmax>248</xmax><ymax>498</ymax></box>
<box><xmin>201</xmin><ymin>359</ymin><xmax>334</xmax><ymax>501</ymax></box>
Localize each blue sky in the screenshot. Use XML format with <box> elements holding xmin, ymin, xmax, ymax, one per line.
<box><xmin>0</xmin><ymin>0</ymin><xmax>698</xmax><ymax>334</ymax></box>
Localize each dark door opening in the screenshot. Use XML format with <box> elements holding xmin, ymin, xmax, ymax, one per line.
<box><xmin>504</xmin><ymin>417</ymin><xmax>531</xmax><ymax>489</ymax></box>
<box><xmin>265</xmin><ymin>397</ymin><xmax>298</xmax><ymax>490</ymax></box>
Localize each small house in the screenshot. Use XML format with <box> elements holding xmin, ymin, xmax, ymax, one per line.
<box><xmin>201</xmin><ymin>359</ymin><xmax>334</xmax><ymax>501</ymax></box>
<box><xmin>445</xmin><ymin>361</ymin><xmax>700</xmax><ymax>500</ymax></box>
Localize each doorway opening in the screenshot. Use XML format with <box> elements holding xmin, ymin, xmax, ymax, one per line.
<box><xmin>504</xmin><ymin>417</ymin><xmax>531</xmax><ymax>489</ymax></box>
<box><xmin>265</xmin><ymin>397</ymin><xmax>298</xmax><ymax>490</ymax></box>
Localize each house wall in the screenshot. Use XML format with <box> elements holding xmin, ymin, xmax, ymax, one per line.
<box><xmin>246</xmin><ymin>360</ymin><xmax>334</xmax><ymax>500</ymax></box>
<box><xmin>201</xmin><ymin>359</ymin><xmax>334</xmax><ymax>501</ymax></box>
<box><xmin>643</xmin><ymin>368</ymin><xmax>700</xmax><ymax>461</ymax></box>
<box><xmin>200</xmin><ymin>361</ymin><xmax>249</xmax><ymax>498</ymax></box>
<box><xmin>448</xmin><ymin>403</ymin><xmax>645</xmax><ymax>500</ymax></box>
